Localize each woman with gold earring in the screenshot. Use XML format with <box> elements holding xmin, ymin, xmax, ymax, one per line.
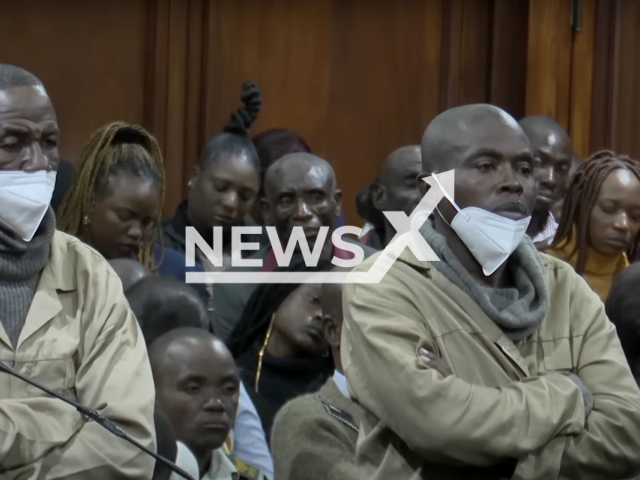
<box><xmin>227</xmin><ymin>258</ymin><xmax>334</xmax><ymax>442</ymax></box>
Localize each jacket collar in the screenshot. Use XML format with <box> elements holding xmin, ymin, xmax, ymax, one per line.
<box><xmin>4</xmin><ymin>231</ymin><xmax>77</xmax><ymax>350</ymax></box>
<box><xmin>163</xmin><ymin>201</ymin><xmax>191</xmax><ymax>248</ymax></box>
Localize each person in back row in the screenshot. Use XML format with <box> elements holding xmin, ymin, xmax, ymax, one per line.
<box><xmin>108</xmin><ymin>258</ymin><xmax>151</xmax><ymax>292</ymax></box>
<box><xmin>250</xmin><ymin>128</ymin><xmax>311</xmax><ymax>226</ymax></box>
<box><xmin>270</xmin><ymin>268</ymin><xmax>450</xmax><ymax>480</ymax></box>
<box><xmin>519</xmin><ymin>115</ymin><xmax>574</xmax><ymax>249</ymax></box>
<box><xmin>126</xmin><ymin>276</ymin><xmax>274</xmax><ymax>479</ymax></box>
<box><xmin>162</xmin><ymin>82</ymin><xmax>262</xmax><ymax>272</ymax></box>
<box><xmin>546</xmin><ymin>150</ymin><xmax>640</xmax><ymax>301</ymax></box>
<box><xmin>342</xmin><ymin>104</ymin><xmax>640</xmax><ymax>479</ymax></box>
<box><xmin>150</xmin><ymin>328</ymin><xmax>266</xmax><ymax>480</ymax></box>
<box><xmin>0</xmin><ymin>63</ymin><xmax>155</xmax><ymax>479</ymax></box>
<box><xmin>361</xmin><ymin>145</ymin><xmax>422</xmax><ymax>249</ymax></box>
<box><xmin>606</xmin><ymin>262</ymin><xmax>640</xmax><ymax>386</ymax></box>
<box><xmin>212</xmin><ymin>152</ymin><xmax>375</xmax><ymax>341</ymax></box>
<box><xmin>226</xmin><ymin>259</ymin><xmax>335</xmax><ymax>440</ymax></box>
<box><xmin>56</xmin><ymin>122</ymin><xmax>205</xmax><ymax>287</ymax></box>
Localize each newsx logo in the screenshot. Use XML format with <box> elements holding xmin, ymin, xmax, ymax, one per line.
<box><xmin>184</xmin><ymin>170</ymin><xmax>454</xmax><ymax>284</ymax></box>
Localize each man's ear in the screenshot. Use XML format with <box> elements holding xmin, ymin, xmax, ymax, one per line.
<box><xmin>333</xmin><ymin>189</ymin><xmax>342</xmax><ymax>218</ymax></box>
<box><xmin>188</xmin><ymin>165</ymin><xmax>200</xmax><ymax>188</ymax></box>
<box><xmin>322</xmin><ymin>314</ymin><xmax>340</xmax><ymax>347</ymax></box>
<box><xmin>417</xmin><ymin>173</ymin><xmax>431</xmax><ymax>196</ymax></box>
<box><xmin>370</xmin><ymin>183</ymin><xmax>386</xmax><ymax>211</ymax></box>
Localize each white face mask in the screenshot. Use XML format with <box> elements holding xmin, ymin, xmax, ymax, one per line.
<box><xmin>0</xmin><ymin>170</ymin><xmax>57</xmax><ymax>242</ymax></box>
<box><xmin>432</xmin><ymin>173</ymin><xmax>531</xmax><ymax>276</ymax></box>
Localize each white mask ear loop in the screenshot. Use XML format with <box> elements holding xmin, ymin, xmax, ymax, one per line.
<box><xmin>431</xmin><ymin>172</ymin><xmax>459</xmax><ymax>227</ymax></box>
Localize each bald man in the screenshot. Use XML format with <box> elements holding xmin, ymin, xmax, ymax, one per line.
<box><xmin>150</xmin><ymin>328</ymin><xmax>265</xmax><ymax>480</ymax></box>
<box><xmin>342</xmin><ymin>104</ymin><xmax>640</xmax><ymax>479</ymax></box>
<box><xmin>519</xmin><ymin>115</ymin><xmax>574</xmax><ymax>248</ymax></box>
<box><xmin>108</xmin><ymin>258</ymin><xmax>151</xmax><ymax>292</ymax></box>
<box><xmin>362</xmin><ymin>145</ymin><xmax>422</xmax><ymax>249</ymax></box>
<box><xmin>211</xmin><ymin>153</ymin><xmax>375</xmax><ymax>341</ymax></box>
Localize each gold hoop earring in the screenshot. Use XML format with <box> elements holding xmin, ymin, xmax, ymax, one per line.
<box><xmin>255</xmin><ymin>313</ymin><xmax>275</xmax><ymax>393</ymax></box>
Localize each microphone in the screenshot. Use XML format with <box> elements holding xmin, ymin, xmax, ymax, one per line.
<box><xmin>0</xmin><ymin>360</ymin><xmax>196</xmax><ymax>480</ymax></box>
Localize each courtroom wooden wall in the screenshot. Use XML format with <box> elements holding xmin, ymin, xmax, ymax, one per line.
<box><xmin>591</xmin><ymin>0</ymin><xmax>640</xmax><ymax>161</ymax></box>
<box><xmin>0</xmin><ymin>0</ymin><xmax>597</xmax><ymax>225</ymax></box>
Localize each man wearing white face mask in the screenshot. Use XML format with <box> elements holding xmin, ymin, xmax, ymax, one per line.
<box><xmin>341</xmin><ymin>104</ymin><xmax>640</xmax><ymax>480</ymax></box>
<box><xmin>0</xmin><ymin>64</ymin><xmax>155</xmax><ymax>479</ymax></box>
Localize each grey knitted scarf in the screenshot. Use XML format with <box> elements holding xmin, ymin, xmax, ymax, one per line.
<box><xmin>0</xmin><ymin>209</ymin><xmax>55</xmax><ymax>346</ymax></box>
<box><xmin>420</xmin><ymin>218</ymin><xmax>550</xmax><ymax>342</ymax></box>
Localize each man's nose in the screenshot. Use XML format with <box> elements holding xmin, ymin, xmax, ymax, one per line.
<box><xmin>537</xmin><ymin>166</ymin><xmax>556</xmax><ymax>189</ymax></box>
<box><xmin>203</xmin><ymin>397</ymin><xmax>225</xmax><ymax>412</ymax></box>
<box><xmin>498</xmin><ymin>166</ymin><xmax>524</xmax><ymax>195</ymax></box>
<box><xmin>22</xmin><ymin>142</ymin><xmax>49</xmax><ymax>171</ymax></box>
<box><xmin>221</xmin><ymin>190</ymin><xmax>238</xmax><ymax>212</ymax></box>
<box><xmin>292</xmin><ymin>199</ymin><xmax>313</xmax><ymax>219</ymax></box>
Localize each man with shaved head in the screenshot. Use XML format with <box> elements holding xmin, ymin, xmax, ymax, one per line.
<box><xmin>342</xmin><ymin>104</ymin><xmax>640</xmax><ymax>479</ymax></box>
<box><xmin>108</xmin><ymin>258</ymin><xmax>151</xmax><ymax>292</ymax></box>
<box><xmin>212</xmin><ymin>152</ymin><xmax>374</xmax><ymax>341</ymax></box>
<box><xmin>519</xmin><ymin>115</ymin><xmax>574</xmax><ymax>248</ymax></box>
<box><xmin>150</xmin><ymin>328</ymin><xmax>263</xmax><ymax>480</ymax></box>
<box><xmin>361</xmin><ymin>145</ymin><xmax>422</xmax><ymax>249</ymax></box>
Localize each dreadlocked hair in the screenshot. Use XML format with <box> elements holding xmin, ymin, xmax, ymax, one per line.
<box><xmin>226</xmin><ymin>256</ymin><xmax>334</xmax><ymax>360</ymax></box>
<box><xmin>197</xmin><ymin>81</ymin><xmax>262</xmax><ymax>170</ymax></box>
<box><xmin>57</xmin><ymin>122</ymin><xmax>165</xmax><ymax>271</ymax></box>
<box><xmin>551</xmin><ymin>150</ymin><xmax>640</xmax><ymax>272</ymax></box>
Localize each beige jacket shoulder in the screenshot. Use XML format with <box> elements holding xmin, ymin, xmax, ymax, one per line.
<box><xmin>0</xmin><ymin>231</ymin><xmax>156</xmax><ymax>480</ymax></box>
<box><xmin>342</xmin><ymin>248</ymin><xmax>640</xmax><ymax>480</ymax></box>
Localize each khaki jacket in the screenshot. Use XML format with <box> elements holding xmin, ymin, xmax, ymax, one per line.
<box><xmin>342</xmin><ymin>249</ymin><xmax>640</xmax><ymax>480</ymax></box>
<box><xmin>0</xmin><ymin>231</ymin><xmax>156</xmax><ymax>479</ymax></box>
<box><xmin>271</xmin><ymin>376</ymin><xmax>362</xmax><ymax>480</ymax></box>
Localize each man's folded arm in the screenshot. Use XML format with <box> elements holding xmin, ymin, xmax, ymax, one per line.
<box><xmin>0</xmin><ymin>398</ymin><xmax>83</xmax><ymax>471</ymax></box>
<box><xmin>517</xmin><ymin>279</ymin><xmax>640</xmax><ymax>480</ymax></box>
<box><xmin>342</xmin><ymin>276</ymin><xmax>586</xmax><ymax>467</ymax></box>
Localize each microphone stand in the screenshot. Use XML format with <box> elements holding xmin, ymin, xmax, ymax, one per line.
<box><xmin>0</xmin><ymin>360</ymin><xmax>196</xmax><ymax>480</ymax></box>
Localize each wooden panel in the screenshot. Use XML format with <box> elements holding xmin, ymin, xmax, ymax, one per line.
<box><xmin>439</xmin><ymin>0</ymin><xmax>492</xmax><ymax>109</ymax></box>
<box><xmin>0</xmin><ymin>0</ymin><xmax>148</xmax><ymax>163</ymax></box>
<box><xmin>489</xmin><ymin>0</ymin><xmax>529</xmax><ymax>118</ymax></box>
<box><xmin>203</xmin><ymin>0</ymin><xmax>446</xmax><ymax>226</ymax></box>
<box><xmin>569</xmin><ymin>0</ymin><xmax>597</xmax><ymax>158</ymax></box>
<box><xmin>525</xmin><ymin>0</ymin><xmax>573</xmax><ymax>128</ymax></box>
<box><xmin>591</xmin><ymin>0</ymin><xmax>640</xmax><ymax>160</ymax></box>
<box><xmin>590</xmin><ymin>0</ymin><xmax>618</xmax><ymax>152</ymax></box>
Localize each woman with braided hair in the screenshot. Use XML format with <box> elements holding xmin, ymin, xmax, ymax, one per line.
<box><xmin>162</xmin><ymin>81</ymin><xmax>263</xmax><ymax>270</ymax></box>
<box><xmin>57</xmin><ymin>122</ymin><xmax>165</xmax><ymax>267</ymax></box>
<box><xmin>545</xmin><ymin>150</ymin><xmax>640</xmax><ymax>300</ymax></box>
<box><xmin>56</xmin><ymin>122</ymin><xmax>205</xmax><ymax>289</ymax></box>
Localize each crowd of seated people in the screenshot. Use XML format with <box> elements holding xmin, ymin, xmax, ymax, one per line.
<box><xmin>2</xmin><ymin>61</ymin><xmax>640</xmax><ymax>480</ymax></box>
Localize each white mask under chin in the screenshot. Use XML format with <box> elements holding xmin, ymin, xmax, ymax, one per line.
<box><xmin>432</xmin><ymin>173</ymin><xmax>531</xmax><ymax>276</ymax></box>
<box><xmin>0</xmin><ymin>170</ymin><xmax>56</xmax><ymax>242</ymax></box>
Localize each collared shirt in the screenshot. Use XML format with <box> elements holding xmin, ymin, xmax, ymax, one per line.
<box><xmin>223</xmin><ymin>382</ymin><xmax>274</xmax><ymax>480</ymax></box>
<box><xmin>171</xmin><ymin>442</ymin><xmax>200</xmax><ymax>480</ymax></box>
<box><xmin>532</xmin><ymin>213</ymin><xmax>558</xmax><ymax>249</ymax></box>
<box><xmin>0</xmin><ymin>231</ymin><xmax>156</xmax><ymax>479</ymax></box>
<box><xmin>202</xmin><ymin>448</ymin><xmax>240</xmax><ymax>480</ymax></box>
<box><xmin>333</xmin><ymin>370</ymin><xmax>351</xmax><ymax>398</ymax></box>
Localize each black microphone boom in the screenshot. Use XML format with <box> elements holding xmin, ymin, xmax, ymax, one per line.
<box><xmin>0</xmin><ymin>359</ymin><xmax>196</xmax><ymax>480</ymax></box>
